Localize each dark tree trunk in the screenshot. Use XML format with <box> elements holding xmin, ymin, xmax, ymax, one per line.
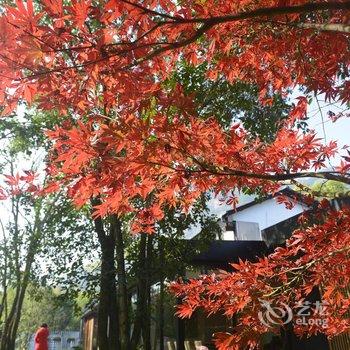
<box><xmin>158</xmin><ymin>237</ymin><xmax>165</xmax><ymax>350</ymax></box>
<box><xmin>112</xmin><ymin>215</ymin><xmax>130</xmax><ymax>350</ymax></box>
<box><xmin>130</xmin><ymin>234</ymin><xmax>147</xmax><ymax>350</ymax></box>
<box><xmin>93</xmin><ymin>213</ymin><xmax>120</xmax><ymax>350</ymax></box>
<box><xmin>141</xmin><ymin>235</ymin><xmax>153</xmax><ymax>350</ymax></box>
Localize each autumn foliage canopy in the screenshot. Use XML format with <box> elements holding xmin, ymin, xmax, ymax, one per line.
<box><xmin>0</xmin><ymin>0</ymin><xmax>350</xmax><ymax>348</ymax></box>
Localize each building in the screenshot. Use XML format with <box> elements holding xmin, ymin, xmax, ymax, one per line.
<box><xmin>81</xmin><ymin>310</ymin><xmax>97</xmax><ymax>350</ymax></box>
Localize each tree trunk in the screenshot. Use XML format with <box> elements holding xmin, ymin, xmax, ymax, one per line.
<box><xmin>158</xmin><ymin>237</ymin><xmax>165</xmax><ymax>350</ymax></box>
<box><xmin>141</xmin><ymin>235</ymin><xmax>153</xmax><ymax>350</ymax></box>
<box><xmin>0</xmin><ymin>219</ymin><xmax>8</xmax><ymax>323</ymax></box>
<box><xmin>0</xmin><ymin>178</ymin><xmax>60</xmax><ymax>350</ymax></box>
<box><xmin>0</xmin><ymin>236</ymin><xmax>38</xmax><ymax>350</ymax></box>
<box><xmin>112</xmin><ymin>215</ymin><xmax>130</xmax><ymax>350</ymax></box>
<box><xmin>0</xmin><ymin>285</ymin><xmax>7</xmax><ymax>322</ymax></box>
<box><xmin>0</xmin><ymin>290</ymin><xmax>19</xmax><ymax>350</ymax></box>
<box><xmin>130</xmin><ymin>234</ymin><xmax>147</xmax><ymax>350</ymax></box>
<box><xmin>94</xmin><ymin>214</ymin><xmax>120</xmax><ymax>350</ymax></box>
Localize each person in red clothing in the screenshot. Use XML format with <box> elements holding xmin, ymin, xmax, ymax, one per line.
<box><xmin>34</xmin><ymin>323</ymin><xmax>49</xmax><ymax>350</ymax></box>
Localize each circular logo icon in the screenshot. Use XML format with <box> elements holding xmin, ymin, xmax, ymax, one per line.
<box><xmin>258</xmin><ymin>299</ymin><xmax>293</xmax><ymax>327</ymax></box>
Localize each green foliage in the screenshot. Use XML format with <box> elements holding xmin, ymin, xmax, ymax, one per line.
<box><xmin>36</xmin><ymin>199</ymin><xmax>99</xmax><ymax>309</ymax></box>
<box><xmin>0</xmin><ymin>107</ymin><xmax>96</xmax><ymax>348</ymax></box>
<box><xmin>168</xmin><ymin>63</ymin><xmax>292</xmax><ymax>141</ymax></box>
<box><xmin>0</xmin><ymin>108</ymin><xmax>61</xmax><ymax>157</ymax></box>
<box><xmin>14</xmin><ymin>285</ymin><xmax>80</xmax><ymax>349</ymax></box>
<box><xmin>311</xmin><ymin>179</ymin><xmax>349</xmax><ymax>197</ymax></box>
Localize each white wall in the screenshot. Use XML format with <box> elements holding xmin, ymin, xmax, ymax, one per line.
<box><xmin>222</xmin><ymin>230</ymin><xmax>235</xmax><ymax>240</ymax></box>
<box><xmin>226</xmin><ymin>198</ymin><xmax>308</xmax><ymax>232</ymax></box>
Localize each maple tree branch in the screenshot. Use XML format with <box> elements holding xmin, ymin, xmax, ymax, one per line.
<box><xmin>295</xmin><ymin>22</ymin><xmax>350</xmax><ymax>33</ymax></box>
<box><xmin>260</xmin><ymin>19</ymin><xmax>350</xmax><ymax>34</ymax></box>
<box><xmin>119</xmin><ymin>0</ymin><xmax>180</xmax><ymax>21</ymax></box>
<box><xmin>4</xmin><ymin>0</ymin><xmax>350</xmax><ymax>88</ymax></box>
<box><xmin>264</xmin><ymin>245</ymin><xmax>350</xmax><ymax>298</ymax></box>
<box><xmin>270</xmin><ymin>21</ymin><xmax>350</xmax><ymax>34</ymax></box>
<box><xmin>182</xmin><ymin>154</ymin><xmax>350</xmax><ymax>184</ymax></box>
<box><xmin>122</xmin><ymin>1</ymin><xmax>350</xmax><ymax>25</ymax></box>
<box><xmin>185</xmin><ymin>1</ymin><xmax>350</xmax><ymax>24</ymax></box>
<box><xmin>131</xmin><ymin>22</ymin><xmax>163</xmax><ymax>43</ymax></box>
<box><xmin>146</xmin><ymin>160</ymin><xmax>350</xmax><ymax>185</ymax></box>
<box><xmin>207</xmin><ymin>168</ymin><xmax>350</xmax><ymax>184</ymax></box>
<box><xmin>118</xmin><ymin>1</ymin><xmax>350</xmax><ymax>69</ymax></box>
<box><xmin>41</xmin><ymin>44</ymin><xmax>95</xmax><ymax>53</ymax></box>
<box><xmin>13</xmin><ymin>26</ymin><xmax>208</xmax><ymax>80</ymax></box>
<box><xmin>10</xmin><ymin>1</ymin><xmax>350</xmax><ymax>80</ymax></box>
<box><xmin>124</xmin><ymin>21</ymin><xmax>215</xmax><ymax>69</ymax></box>
<box><xmin>12</xmin><ymin>42</ymin><xmax>163</xmax><ymax>80</ymax></box>
<box><xmin>110</xmin><ymin>1</ymin><xmax>350</xmax><ymax>69</ymax></box>
<box><xmin>0</xmin><ymin>54</ymin><xmax>30</xmax><ymax>74</ymax></box>
<box><xmin>6</xmin><ymin>18</ymin><xmax>61</xmax><ymax>54</ymax></box>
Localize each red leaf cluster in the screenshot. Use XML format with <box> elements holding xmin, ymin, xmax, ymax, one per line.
<box><xmin>0</xmin><ymin>1</ymin><xmax>350</xmax><ymax>347</ymax></box>
<box><xmin>0</xmin><ymin>170</ymin><xmax>42</xmax><ymax>198</ymax></box>
<box><xmin>170</xmin><ymin>205</ymin><xmax>350</xmax><ymax>349</ymax></box>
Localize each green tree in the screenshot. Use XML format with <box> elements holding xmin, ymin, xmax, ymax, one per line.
<box><xmin>126</xmin><ymin>196</ymin><xmax>221</xmax><ymax>350</ymax></box>
<box><xmin>167</xmin><ymin>62</ymin><xmax>294</xmax><ymax>140</ymax></box>
<box><xmin>0</xmin><ymin>64</ymin><xmax>296</xmax><ymax>350</ymax></box>
<box><xmin>0</xmin><ymin>110</ymin><xmax>90</xmax><ymax>350</ymax></box>
<box><xmin>12</xmin><ymin>285</ymin><xmax>81</xmax><ymax>350</ymax></box>
<box><xmin>311</xmin><ymin>179</ymin><xmax>349</xmax><ymax>198</ymax></box>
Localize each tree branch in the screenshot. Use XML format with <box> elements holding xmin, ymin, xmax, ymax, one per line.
<box><xmin>146</xmin><ymin>160</ymin><xmax>350</xmax><ymax>185</ymax></box>
<box><xmin>260</xmin><ymin>18</ymin><xmax>350</xmax><ymax>34</ymax></box>
<box><xmin>12</xmin><ymin>1</ymin><xmax>350</xmax><ymax>80</ymax></box>
<box><xmin>123</xmin><ymin>1</ymin><xmax>350</xmax><ymax>25</ymax></box>
<box><xmin>295</xmin><ymin>22</ymin><xmax>350</xmax><ymax>33</ymax></box>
